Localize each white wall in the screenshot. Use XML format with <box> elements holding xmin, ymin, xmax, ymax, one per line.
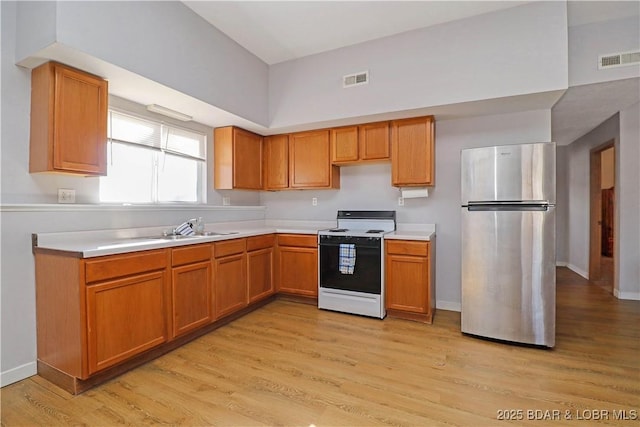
<box><xmin>15</xmin><ymin>1</ymin><xmax>269</xmax><ymax>126</ymax></box>
<box><xmin>269</xmin><ymin>2</ymin><xmax>567</xmax><ymax>129</ymax></box>
<box><xmin>617</xmin><ymin>102</ymin><xmax>640</xmax><ymax>299</ymax></box>
<box><xmin>565</xmin><ymin>105</ymin><xmax>640</xmax><ymax>299</ymax></box>
<box><xmin>566</xmin><ymin>114</ymin><xmax>618</xmax><ymax>278</ymax></box>
<box><xmin>2</xmin><ymin>2</ymin><xmax>261</xmax><ymax>207</ymax></box>
<box><xmin>569</xmin><ymin>15</ymin><xmax>640</xmax><ymax>87</ymax></box>
<box><xmin>262</xmin><ymin>109</ymin><xmax>552</xmax><ymax>310</ymax></box>
<box><xmin>556</xmin><ymin>146</ymin><xmax>569</xmax><ymax>264</ymax></box>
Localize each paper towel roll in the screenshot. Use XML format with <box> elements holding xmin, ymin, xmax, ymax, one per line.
<box><xmin>401</xmin><ymin>188</ymin><xmax>429</xmax><ymax>199</ymax></box>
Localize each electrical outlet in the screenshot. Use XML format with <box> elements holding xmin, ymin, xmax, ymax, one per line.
<box><xmin>58</xmin><ymin>188</ymin><xmax>76</xmax><ymax>204</ymax></box>
<box><xmin>312</xmin><ymin>197</ymin><xmax>318</xmax><ymax>206</ymax></box>
<box><xmin>222</xmin><ymin>197</ymin><xmax>230</xmax><ymax>206</ymax></box>
<box><xmin>398</xmin><ymin>196</ymin><xmax>404</xmax><ymax>206</ymax></box>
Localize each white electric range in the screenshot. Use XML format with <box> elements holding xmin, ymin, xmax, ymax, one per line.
<box><xmin>317</xmin><ymin>210</ymin><xmax>396</xmax><ymax>319</ymax></box>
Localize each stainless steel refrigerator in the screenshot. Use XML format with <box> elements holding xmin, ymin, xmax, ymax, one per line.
<box><xmin>461</xmin><ymin>142</ymin><xmax>556</xmax><ymax>347</ymax></box>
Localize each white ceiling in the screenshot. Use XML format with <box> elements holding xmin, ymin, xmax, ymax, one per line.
<box><xmin>183</xmin><ymin>1</ymin><xmax>533</xmax><ymax>65</ymax></box>
<box><xmin>183</xmin><ymin>1</ymin><xmax>639</xmax><ymax>66</ymax></box>
<box><xmin>551</xmin><ymin>77</ymin><xmax>639</xmax><ymax>145</ymax></box>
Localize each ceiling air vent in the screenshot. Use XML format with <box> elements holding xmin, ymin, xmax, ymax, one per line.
<box><xmin>598</xmin><ymin>50</ymin><xmax>640</xmax><ymax>69</ymax></box>
<box><xmin>343</xmin><ymin>71</ymin><xmax>369</xmax><ymax>88</ymax></box>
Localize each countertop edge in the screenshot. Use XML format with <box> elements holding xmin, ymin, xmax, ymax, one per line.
<box><xmin>34</xmin><ymin>224</ymin><xmax>436</xmax><ymax>258</ymax></box>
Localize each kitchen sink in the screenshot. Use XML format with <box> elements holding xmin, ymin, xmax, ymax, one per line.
<box><xmin>133</xmin><ymin>231</ymin><xmax>240</xmax><ymax>241</ymax></box>
<box><xmin>158</xmin><ymin>234</ymin><xmax>202</xmax><ymax>240</ymax></box>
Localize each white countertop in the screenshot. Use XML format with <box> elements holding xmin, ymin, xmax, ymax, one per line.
<box><xmin>34</xmin><ymin>220</ymin><xmax>435</xmax><ymax>258</ymax></box>
<box><xmin>385</xmin><ymin>230</ymin><xmax>436</xmax><ymax>241</ymax></box>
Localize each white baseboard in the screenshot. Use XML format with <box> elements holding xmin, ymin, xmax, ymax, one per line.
<box><xmin>436</xmin><ymin>300</ymin><xmax>461</xmax><ymax>312</ymax></box>
<box><xmin>1</xmin><ymin>361</ymin><xmax>36</xmax><ymax>387</ymax></box>
<box><xmin>614</xmin><ymin>289</ymin><xmax>640</xmax><ymax>301</ymax></box>
<box><xmin>566</xmin><ymin>263</ymin><xmax>589</xmax><ymax>279</ymax></box>
<box><xmin>555</xmin><ymin>261</ymin><xmax>568</xmax><ymax>267</ymax></box>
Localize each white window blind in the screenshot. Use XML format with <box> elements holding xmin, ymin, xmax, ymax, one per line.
<box><xmin>109</xmin><ymin>111</ymin><xmax>162</xmax><ymax>149</ymax></box>
<box><xmin>164</xmin><ymin>127</ymin><xmax>206</xmax><ymax>160</ymax></box>
<box><xmin>101</xmin><ymin>109</ymin><xmax>207</xmax><ymax>204</ymax></box>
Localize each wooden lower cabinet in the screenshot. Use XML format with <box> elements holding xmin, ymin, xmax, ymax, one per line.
<box><xmin>171</xmin><ymin>244</ymin><xmax>213</xmax><ymax>338</ymax></box>
<box><xmin>33</xmin><ymin>232</ymin><xmax>320</xmax><ymax>393</ymax></box>
<box><xmin>35</xmin><ymin>248</ymin><xmax>170</xmax><ymax>388</ymax></box>
<box><xmin>385</xmin><ymin>239</ymin><xmax>435</xmax><ymax>323</ymax></box>
<box><xmin>86</xmin><ymin>271</ymin><xmax>167</xmax><ymax>375</ymax></box>
<box><xmin>214</xmin><ymin>239</ymin><xmax>248</xmax><ymax>318</ymax></box>
<box><xmin>276</xmin><ymin>234</ymin><xmax>318</xmax><ymax>297</ymax></box>
<box><xmin>247</xmin><ymin>234</ymin><xmax>275</xmax><ymax>303</ymax></box>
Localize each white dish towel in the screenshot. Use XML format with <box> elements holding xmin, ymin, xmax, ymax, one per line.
<box><xmin>339</xmin><ymin>243</ymin><xmax>356</xmax><ymax>275</ymax></box>
<box><xmin>175</xmin><ymin>221</ymin><xmax>195</xmax><ymax>236</ymax></box>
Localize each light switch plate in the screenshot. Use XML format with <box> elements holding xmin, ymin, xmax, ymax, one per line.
<box><xmin>222</xmin><ymin>197</ymin><xmax>230</xmax><ymax>206</ymax></box>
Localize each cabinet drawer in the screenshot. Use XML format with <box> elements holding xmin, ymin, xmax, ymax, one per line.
<box><xmin>172</xmin><ymin>244</ymin><xmax>212</xmax><ymax>267</ymax></box>
<box><xmin>214</xmin><ymin>238</ymin><xmax>246</xmax><ymax>258</ymax></box>
<box><xmin>277</xmin><ymin>234</ymin><xmax>317</xmax><ymax>248</ymax></box>
<box><xmin>85</xmin><ymin>250</ymin><xmax>167</xmax><ymax>284</ymax></box>
<box><xmin>386</xmin><ymin>240</ymin><xmax>430</xmax><ymax>257</ymax></box>
<box><xmin>247</xmin><ymin>234</ymin><xmax>275</xmax><ymax>252</ymax></box>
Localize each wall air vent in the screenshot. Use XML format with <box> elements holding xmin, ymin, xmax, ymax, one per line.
<box><xmin>343</xmin><ymin>71</ymin><xmax>369</xmax><ymax>88</ymax></box>
<box><xmin>598</xmin><ymin>50</ymin><xmax>640</xmax><ymax>69</ymax></box>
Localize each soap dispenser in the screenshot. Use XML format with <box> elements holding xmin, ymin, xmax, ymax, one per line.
<box><xmin>194</xmin><ymin>217</ymin><xmax>205</xmax><ymax>234</ymax></box>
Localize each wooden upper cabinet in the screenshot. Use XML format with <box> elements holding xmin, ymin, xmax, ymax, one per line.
<box><xmin>264</xmin><ymin>134</ymin><xmax>289</xmax><ymax>190</ymax></box>
<box><xmin>391</xmin><ymin>116</ymin><xmax>435</xmax><ymax>187</ymax></box>
<box><xmin>331</xmin><ymin>122</ymin><xmax>390</xmax><ymax>165</ymax></box>
<box><xmin>30</xmin><ymin>61</ymin><xmax>108</xmax><ymax>175</ymax></box>
<box><xmin>289</xmin><ymin>130</ymin><xmax>340</xmax><ymax>189</ymax></box>
<box><xmin>359</xmin><ymin>121</ymin><xmax>390</xmax><ymax>161</ymax></box>
<box><xmin>330</xmin><ymin>126</ymin><xmax>359</xmax><ymax>163</ymax></box>
<box><xmin>214</xmin><ymin>126</ymin><xmax>263</xmax><ymax>190</ymax></box>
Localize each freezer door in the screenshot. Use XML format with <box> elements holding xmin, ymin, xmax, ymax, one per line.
<box><xmin>461</xmin><ymin>206</ymin><xmax>556</xmax><ymax>347</ymax></box>
<box><xmin>461</xmin><ymin>142</ymin><xmax>555</xmax><ymax>204</ymax></box>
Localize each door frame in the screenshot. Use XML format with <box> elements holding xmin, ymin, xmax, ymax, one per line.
<box><xmin>589</xmin><ymin>140</ymin><xmax>615</xmax><ymax>284</ymax></box>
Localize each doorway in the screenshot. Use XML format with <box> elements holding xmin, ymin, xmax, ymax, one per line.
<box><xmin>589</xmin><ymin>141</ymin><xmax>615</xmax><ymax>293</ymax></box>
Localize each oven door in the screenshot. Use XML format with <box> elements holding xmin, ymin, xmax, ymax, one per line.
<box><xmin>319</xmin><ymin>235</ymin><xmax>382</xmax><ymax>294</ymax></box>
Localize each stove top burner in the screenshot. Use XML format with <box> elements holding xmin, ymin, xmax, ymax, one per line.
<box><xmin>367</xmin><ymin>229</ymin><xmax>385</xmax><ymax>233</ymax></box>
<box><xmin>328</xmin><ymin>228</ymin><xmax>349</xmax><ymax>232</ymax></box>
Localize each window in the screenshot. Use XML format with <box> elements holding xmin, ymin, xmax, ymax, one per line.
<box><xmin>100</xmin><ymin>110</ymin><xmax>206</xmax><ymax>203</ymax></box>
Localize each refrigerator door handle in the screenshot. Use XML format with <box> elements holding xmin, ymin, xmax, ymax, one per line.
<box><xmin>467</xmin><ymin>204</ymin><xmax>549</xmax><ymax>212</ymax></box>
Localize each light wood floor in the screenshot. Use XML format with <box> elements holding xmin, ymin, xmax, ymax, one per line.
<box><xmin>2</xmin><ymin>267</ymin><xmax>639</xmax><ymax>426</ymax></box>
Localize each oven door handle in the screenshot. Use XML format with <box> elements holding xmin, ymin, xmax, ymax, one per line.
<box><xmin>319</xmin><ymin>242</ymin><xmax>380</xmax><ymax>249</ymax></box>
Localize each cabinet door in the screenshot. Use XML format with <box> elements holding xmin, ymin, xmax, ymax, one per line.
<box><xmin>172</xmin><ymin>261</ymin><xmax>213</xmax><ymax>338</ymax></box>
<box><xmin>359</xmin><ymin>122</ymin><xmax>390</xmax><ymax>161</ymax></box>
<box><xmin>86</xmin><ymin>271</ymin><xmax>167</xmax><ymax>375</ymax></box>
<box><xmin>233</xmin><ymin>128</ymin><xmax>263</xmax><ymax>189</ymax></box>
<box><xmin>277</xmin><ymin>246</ymin><xmax>318</xmax><ymax>297</ymax></box>
<box><xmin>247</xmin><ymin>247</ymin><xmax>274</xmax><ymax>303</ymax></box>
<box><xmin>30</xmin><ymin>62</ymin><xmax>108</xmax><ymax>175</ymax></box>
<box><xmin>54</xmin><ymin>65</ymin><xmax>108</xmax><ymax>175</ymax></box>
<box><xmin>391</xmin><ymin>116</ymin><xmax>434</xmax><ymax>186</ymax></box>
<box><xmin>264</xmin><ymin>134</ymin><xmax>289</xmax><ymax>189</ymax></box>
<box><xmin>214</xmin><ymin>254</ymin><xmax>247</xmax><ymax>318</ymax></box>
<box><xmin>385</xmin><ymin>254</ymin><xmax>429</xmax><ymax>314</ymax></box>
<box><xmin>289</xmin><ymin>130</ymin><xmax>338</xmax><ymax>188</ymax></box>
<box><xmin>330</xmin><ymin>126</ymin><xmax>359</xmax><ymax>163</ymax></box>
